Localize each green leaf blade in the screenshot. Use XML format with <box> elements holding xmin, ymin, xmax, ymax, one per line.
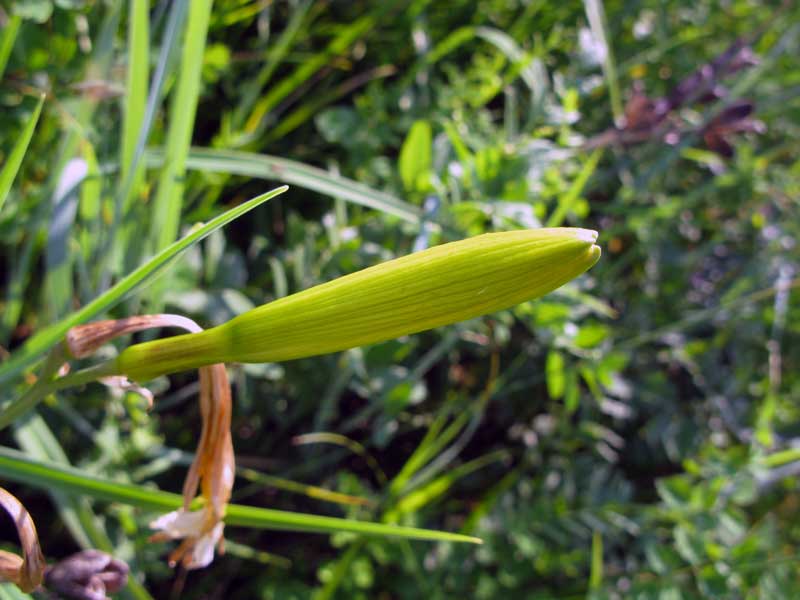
<box><xmin>0</xmin><ymin>94</ymin><xmax>45</xmax><ymax>213</ymax></box>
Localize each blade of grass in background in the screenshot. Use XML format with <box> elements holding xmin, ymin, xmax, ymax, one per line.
<box><xmin>132</xmin><ymin>446</ymin><xmax>373</xmax><ymax>507</ymax></box>
<box><xmin>261</xmin><ymin>64</ymin><xmax>398</xmax><ymax>143</ymax></box>
<box><xmin>232</xmin><ymin>0</ymin><xmax>315</xmax><ymax>130</ymax></box>
<box><xmin>475</xmin><ymin>26</ymin><xmax>548</xmax><ymax>109</ymax></box>
<box><xmin>590</xmin><ymin>530</ymin><xmax>604</xmax><ymax>590</ymax></box>
<box><xmin>43</xmin><ymin>159</ymin><xmax>84</xmax><ymax>322</ymax></box>
<box><xmin>1</xmin><ymin>6</ymin><xmax>121</xmax><ymax>345</ymax></box>
<box><xmin>546</xmin><ymin>148</ymin><xmax>603</xmax><ymax>227</ymax></box>
<box><xmin>149</xmin><ymin>0</ymin><xmax>213</xmax><ymax>257</ymax></box>
<box><xmin>243</xmin><ymin>9</ymin><xmax>381</xmax><ymax>135</ymax></box>
<box><xmin>0</xmin><ymin>13</ymin><xmax>21</xmax><ymax>80</ymax></box>
<box><xmin>110</xmin><ymin>0</ymin><xmax>188</xmax><ymax>280</ymax></box>
<box><xmin>387</xmin><ymin>451</ymin><xmax>507</xmax><ymax>519</ymax></box>
<box><xmin>146</xmin><ymin>147</ymin><xmax>422</xmax><ymax>223</ymax></box>
<box><xmin>0</xmin><ymin>446</ymin><xmax>482</xmax><ymax>544</ymax></box>
<box><xmin>0</xmin><ymin>187</ymin><xmax>287</xmax><ymax>388</ymax></box>
<box><xmin>223</xmin><ymin>540</ymin><xmax>291</xmax><ymax>569</ymax></box>
<box><xmin>584</xmin><ymin>0</ymin><xmax>623</xmax><ymax>125</ymax></box>
<box><xmin>119</xmin><ymin>0</ymin><xmax>149</xmax><ymax>207</ymax></box>
<box><xmin>0</xmin><ymin>94</ymin><xmax>44</xmax><ymax>213</ymax></box>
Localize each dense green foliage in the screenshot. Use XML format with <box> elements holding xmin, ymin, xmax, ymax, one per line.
<box><xmin>1</xmin><ymin>1</ymin><xmax>799</xmax><ymax>598</ymax></box>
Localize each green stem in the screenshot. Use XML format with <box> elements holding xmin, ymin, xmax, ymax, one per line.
<box><xmin>0</xmin><ymin>359</ymin><xmax>117</xmax><ymax>432</ymax></box>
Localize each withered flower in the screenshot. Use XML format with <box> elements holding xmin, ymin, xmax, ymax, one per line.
<box><xmin>0</xmin><ymin>487</ymin><xmax>45</xmax><ymax>593</ymax></box>
<box><xmin>149</xmin><ymin>362</ymin><xmax>234</xmax><ymax>569</ymax></box>
<box><xmin>585</xmin><ymin>39</ymin><xmax>763</xmax><ymax>157</ymax></box>
<box><xmin>668</xmin><ymin>39</ymin><xmax>759</xmax><ymax>109</ymax></box>
<box><xmin>44</xmin><ymin>549</ymin><xmax>128</xmax><ymax>600</ymax></box>
<box><xmin>702</xmin><ymin>100</ymin><xmax>766</xmax><ymax>158</ymax></box>
<box><xmin>64</xmin><ymin>315</ymin><xmax>235</xmax><ymax>569</ymax></box>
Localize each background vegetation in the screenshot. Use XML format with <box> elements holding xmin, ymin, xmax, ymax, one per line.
<box><xmin>1</xmin><ymin>0</ymin><xmax>799</xmax><ymax>598</ymax></box>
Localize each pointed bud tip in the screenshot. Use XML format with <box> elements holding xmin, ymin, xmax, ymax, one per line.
<box><xmin>573</xmin><ymin>228</ymin><xmax>601</xmax><ymax>267</ymax></box>
<box><xmin>573</xmin><ymin>228</ymin><xmax>599</xmax><ymax>245</ymax></box>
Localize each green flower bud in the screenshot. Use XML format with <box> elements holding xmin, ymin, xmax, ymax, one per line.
<box><xmin>115</xmin><ymin>228</ymin><xmax>600</xmax><ymax>381</ymax></box>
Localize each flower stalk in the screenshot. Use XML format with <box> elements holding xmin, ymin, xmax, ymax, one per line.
<box><xmin>114</xmin><ymin>228</ymin><xmax>601</xmax><ymax>381</ymax></box>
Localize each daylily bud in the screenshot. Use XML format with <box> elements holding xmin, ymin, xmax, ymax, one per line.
<box><xmin>115</xmin><ymin>228</ymin><xmax>601</xmax><ymax>381</ymax></box>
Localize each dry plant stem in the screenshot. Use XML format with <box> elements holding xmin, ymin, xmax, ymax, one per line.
<box><xmin>65</xmin><ymin>314</ymin><xmax>203</xmax><ymax>358</ymax></box>
<box><xmin>0</xmin><ymin>487</ymin><xmax>45</xmax><ymax>593</ymax></box>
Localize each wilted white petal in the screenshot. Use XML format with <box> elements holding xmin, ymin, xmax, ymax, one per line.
<box><xmin>149</xmin><ymin>509</ymin><xmax>206</xmax><ymax>538</ymax></box>
<box><xmin>191</xmin><ymin>523</ymin><xmax>224</xmax><ymax>569</ymax></box>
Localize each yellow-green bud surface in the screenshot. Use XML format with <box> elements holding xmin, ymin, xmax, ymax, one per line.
<box><xmin>115</xmin><ymin>228</ymin><xmax>601</xmax><ymax>381</ymax></box>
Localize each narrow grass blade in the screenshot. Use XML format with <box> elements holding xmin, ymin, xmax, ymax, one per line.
<box><xmin>223</xmin><ymin>541</ymin><xmax>291</xmax><ymax>568</ymax></box>
<box><xmin>232</xmin><ymin>0</ymin><xmax>314</xmax><ymax>129</ymax></box>
<box><xmin>262</xmin><ymin>64</ymin><xmax>397</xmax><ymax>143</ymax></box>
<box><xmin>0</xmin><ymin>13</ymin><xmax>21</xmax><ymax>80</ymax></box>
<box><xmin>44</xmin><ymin>159</ymin><xmax>85</xmax><ymax>321</ymax></box>
<box><xmin>113</xmin><ymin>0</ymin><xmax>187</xmax><ymax>276</ymax></box>
<box><xmin>146</xmin><ymin>147</ymin><xmax>422</xmax><ymax>223</ymax></box>
<box><xmin>389</xmin><ymin>451</ymin><xmax>507</xmax><ymax>518</ymax></box>
<box><xmin>584</xmin><ymin>0</ymin><xmax>623</xmax><ymax>125</ymax></box>
<box><xmin>238</xmin><ymin>467</ymin><xmax>374</xmax><ymax>508</ymax></box>
<box><xmin>546</xmin><ymin>148</ymin><xmax>603</xmax><ymax>227</ymax></box>
<box><xmin>150</xmin><ymin>0</ymin><xmax>213</xmax><ymax>254</ymax></box>
<box><xmin>590</xmin><ymin>530</ymin><xmax>604</xmax><ymax>589</ymax></box>
<box><xmin>0</xmin><ymin>187</ymin><xmax>287</xmax><ymax>387</ymax></box>
<box><xmin>133</xmin><ymin>446</ymin><xmax>373</xmax><ymax>507</ymax></box>
<box><xmin>474</xmin><ymin>26</ymin><xmax>547</xmax><ymax>98</ymax></box>
<box><xmin>0</xmin><ymin>446</ymin><xmax>482</xmax><ymax>544</ymax></box>
<box><xmin>1</xmin><ymin>8</ymin><xmax>120</xmax><ymax>344</ymax></box>
<box><xmin>389</xmin><ymin>409</ymin><xmax>457</xmax><ymax>497</ymax></box>
<box><xmin>120</xmin><ymin>0</ymin><xmax>149</xmax><ymax>194</ymax></box>
<box><xmin>243</xmin><ymin>11</ymin><xmax>377</xmax><ymax>133</ymax></box>
<box><xmin>0</xmin><ymin>94</ymin><xmax>44</xmax><ymax>213</ymax></box>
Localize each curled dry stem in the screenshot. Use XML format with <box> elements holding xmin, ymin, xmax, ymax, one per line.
<box><xmin>0</xmin><ymin>487</ymin><xmax>45</xmax><ymax>593</ymax></box>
